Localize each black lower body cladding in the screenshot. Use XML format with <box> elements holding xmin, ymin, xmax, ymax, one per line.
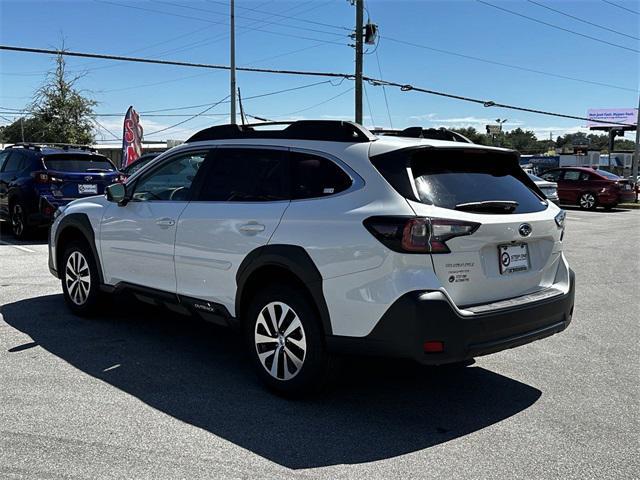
<box><xmin>327</xmin><ymin>270</ymin><xmax>575</xmax><ymax>365</ymax></box>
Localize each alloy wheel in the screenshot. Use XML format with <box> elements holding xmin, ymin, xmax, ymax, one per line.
<box><xmin>254</xmin><ymin>301</ymin><xmax>307</xmax><ymax>381</ymax></box>
<box><xmin>11</xmin><ymin>204</ymin><xmax>24</xmax><ymax>237</ymax></box>
<box><xmin>65</xmin><ymin>251</ymin><xmax>91</xmax><ymax>306</ymax></box>
<box><xmin>579</xmin><ymin>193</ymin><xmax>595</xmax><ymax>209</ymax></box>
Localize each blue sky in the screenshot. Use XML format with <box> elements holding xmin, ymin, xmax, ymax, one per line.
<box><xmin>1</xmin><ymin>0</ymin><xmax>638</xmax><ymax>142</ymax></box>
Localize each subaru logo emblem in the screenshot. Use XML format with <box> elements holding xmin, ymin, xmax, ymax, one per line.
<box><xmin>84</xmin><ymin>176</ymin><xmax>92</xmax><ymax>182</ymax></box>
<box><xmin>518</xmin><ymin>223</ymin><xmax>532</xmax><ymax>237</ymax></box>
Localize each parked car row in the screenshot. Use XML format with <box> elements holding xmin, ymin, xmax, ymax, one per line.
<box><xmin>541</xmin><ymin>167</ymin><xmax>635</xmax><ymax>210</ymax></box>
<box><xmin>0</xmin><ymin>144</ymin><xmax>163</xmax><ymax>238</ymax></box>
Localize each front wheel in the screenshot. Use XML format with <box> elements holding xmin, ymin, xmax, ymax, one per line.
<box><xmin>61</xmin><ymin>241</ymin><xmax>101</xmax><ymax>316</ymax></box>
<box><xmin>246</xmin><ymin>285</ymin><xmax>330</xmax><ymax>396</ymax></box>
<box><xmin>578</xmin><ymin>192</ymin><xmax>597</xmax><ymax>210</ymax></box>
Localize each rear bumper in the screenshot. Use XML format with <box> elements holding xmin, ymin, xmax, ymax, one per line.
<box><xmin>328</xmin><ymin>269</ymin><xmax>575</xmax><ymax>365</ymax></box>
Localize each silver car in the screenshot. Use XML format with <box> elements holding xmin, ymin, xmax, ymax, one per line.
<box><xmin>529</xmin><ymin>173</ymin><xmax>559</xmax><ymax>205</ymax></box>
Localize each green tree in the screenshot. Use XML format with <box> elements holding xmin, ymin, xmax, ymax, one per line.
<box><xmin>1</xmin><ymin>50</ymin><xmax>97</xmax><ymax>145</ymax></box>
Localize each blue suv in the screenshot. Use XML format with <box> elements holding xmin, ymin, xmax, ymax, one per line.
<box><xmin>0</xmin><ymin>144</ymin><xmax>121</xmax><ymax>238</ymax></box>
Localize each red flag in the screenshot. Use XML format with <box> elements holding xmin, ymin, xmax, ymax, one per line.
<box><xmin>121</xmin><ymin>106</ymin><xmax>143</xmax><ymax>168</ymax></box>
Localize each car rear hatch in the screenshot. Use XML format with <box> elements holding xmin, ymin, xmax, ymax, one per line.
<box><xmin>39</xmin><ymin>154</ymin><xmax>120</xmax><ymax>199</ymax></box>
<box><xmin>370</xmin><ymin>146</ymin><xmax>565</xmax><ymax>307</ymax></box>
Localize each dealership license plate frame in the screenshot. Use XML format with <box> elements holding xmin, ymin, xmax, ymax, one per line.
<box><xmin>498</xmin><ymin>243</ymin><xmax>530</xmax><ymax>274</ymax></box>
<box><xmin>78</xmin><ymin>184</ymin><xmax>98</xmax><ymax>195</ymax></box>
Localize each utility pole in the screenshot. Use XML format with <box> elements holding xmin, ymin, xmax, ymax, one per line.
<box><xmin>633</xmin><ymin>96</ymin><xmax>639</xmax><ymax>202</ymax></box>
<box><xmin>354</xmin><ymin>0</ymin><xmax>364</xmax><ymax>125</ymax></box>
<box><xmin>20</xmin><ymin>117</ymin><xmax>24</xmax><ymax>142</ymax></box>
<box><xmin>230</xmin><ymin>0</ymin><xmax>237</xmax><ymax>125</ymax></box>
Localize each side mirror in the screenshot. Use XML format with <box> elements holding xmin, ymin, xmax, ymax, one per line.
<box><xmin>106</xmin><ymin>183</ymin><xmax>127</xmax><ymax>204</ymax></box>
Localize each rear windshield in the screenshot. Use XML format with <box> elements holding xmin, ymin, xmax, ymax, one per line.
<box><xmin>594</xmin><ymin>169</ymin><xmax>620</xmax><ymax>180</ymax></box>
<box><xmin>44</xmin><ymin>156</ymin><xmax>115</xmax><ymax>172</ymax></box>
<box><xmin>371</xmin><ymin>147</ymin><xmax>547</xmax><ymax>214</ymax></box>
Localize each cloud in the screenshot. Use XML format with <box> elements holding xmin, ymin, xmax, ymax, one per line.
<box><xmin>408</xmin><ymin>114</ymin><xmax>524</xmax><ymax>129</ymax></box>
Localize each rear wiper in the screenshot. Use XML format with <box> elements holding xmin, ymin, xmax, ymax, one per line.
<box><xmin>455</xmin><ymin>200</ymin><xmax>519</xmax><ymax>213</ymax></box>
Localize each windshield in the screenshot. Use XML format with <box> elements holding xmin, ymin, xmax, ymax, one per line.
<box><xmin>45</xmin><ymin>156</ymin><xmax>115</xmax><ymax>172</ymax></box>
<box><xmin>528</xmin><ymin>174</ymin><xmax>544</xmax><ymax>182</ymax></box>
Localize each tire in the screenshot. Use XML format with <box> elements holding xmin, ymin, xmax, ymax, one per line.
<box><xmin>245</xmin><ymin>284</ymin><xmax>331</xmax><ymax>396</ymax></box>
<box><xmin>10</xmin><ymin>201</ymin><xmax>31</xmax><ymax>239</ymax></box>
<box><xmin>578</xmin><ymin>192</ymin><xmax>597</xmax><ymax>210</ymax></box>
<box><xmin>61</xmin><ymin>240</ymin><xmax>101</xmax><ymax>316</ymax></box>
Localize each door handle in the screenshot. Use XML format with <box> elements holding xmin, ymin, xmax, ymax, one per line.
<box><xmin>156</xmin><ymin>217</ymin><xmax>176</xmax><ymax>227</ymax></box>
<box><xmin>238</xmin><ymin>223</ymin><xmax>265</xmax><ymax>233</ymax></box>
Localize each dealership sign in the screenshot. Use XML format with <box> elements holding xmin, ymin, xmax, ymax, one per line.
<box><xmin>121</xmin><ymin>106</ymin><xmax>144</xmax><ymax>168</ymax></box>
<box><xmin>587</xmin><ymin>108</ymin><xmax>637</xmax><ymax>128</ymax></box>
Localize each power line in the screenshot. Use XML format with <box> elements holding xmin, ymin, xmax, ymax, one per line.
<box><xmin>375</xmin><ymin>49</ymin><xmax>393</xmax><ymax>128</ymax></box>
<box><xmin>140</xmin><ymin>80</ymin><xmax>336</xmax><ymax>113</ymax></box>
<box><xmin>601</xmin><ymin>0</ymin><xmax>640</xmax><ymax>15</ymax></box>
<box><xmin>92</xmin><ymin>118</ymin><xmax>120</xmax><ymax>140</ymax></box>
<box><xmin>476</xmin><ymin>0</ymin><xmax>639</xmax><ymax>53</ymax></box>
<box><xmin>145</xmin><ymin>94</ymin><xmax>230</xmax><ymax>136</ymax></box>
<box><xmin>527</xmin><ymin>0</ymin><xmax>639</xmax><ymax>40</ymax></box>
<box><xmin>277</xmin><ymin>87</ymin><xmax>354</xmax><ymax>116</ymax></box>
<box><xmin>382</xmin><ymin>36</ymin><xmax>637</xmax><ymax>93</ymax></box>
<box><xmin>0</xmin><ymin>45</ymin><xmax>353</xmax><ymax>79</ymax></box>
<box><xmin>1</xmin><ymin>44</ymin><xmax>631</xmax><ymax>127</ymax></box>
<box><xmin>205</xmin><ymin>0</ymin><xmax>351</xmax><ymax>32</ymax></box>
<box><xmin>158</xmin><ymin>0</ymin><xmax>348</xmax><ymax>39</ymax></box>
<box><xmin>96</xmin><ymin>0</ymin><xmax>347</xmax><ymax>47</ymax></box>
<box><xmin>363</xmin><ymin>75</ymin><xmax>632</xmax><ymax>126</ymax></box>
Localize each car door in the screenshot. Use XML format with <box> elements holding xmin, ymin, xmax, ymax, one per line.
<box><xmin>561</xmin><ymin>169</ymin><xmax>583</xmax><ymax>204</ymax></box>
<box><xmin>99</xmin><ymin>149</ymin><xmax>210</xmax><ymax>292</ymax></box>
<box><xmin>174</xmin><ymin>146</ymin><xmax>290</xmax><ymax>314</ymax></box>
<box><xmin>0</xmin><ymin>151</ymin><xmax>12</xmax><ymax>218</ymax></box>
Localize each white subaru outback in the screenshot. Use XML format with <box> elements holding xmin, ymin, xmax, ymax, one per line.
<box><xmin>48</xmin><ymin>121</ymin><xmax>575</xmax><ymax>395</ymax></box>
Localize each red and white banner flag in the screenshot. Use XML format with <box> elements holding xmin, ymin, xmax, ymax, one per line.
<box><xmin>121</xmin><ymin>106</ymin><xmax>143</xmax><ymax>168</ymax></box>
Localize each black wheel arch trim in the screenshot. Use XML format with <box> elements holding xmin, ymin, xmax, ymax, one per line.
<box><xmin>54</xmin><ymin>213</ymin><xmax>104</xmax><ymax>284</ymax></box>
<box><xmin>236</xmin><ymin>244</ymin><xmax>333</xmax><ymax>335</ymax></box>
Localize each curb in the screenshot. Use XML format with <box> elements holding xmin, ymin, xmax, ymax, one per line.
<box><xmin>618</xmin><ymin>203</ymin><xmax>640</xmax><ymax>210</ymax></box>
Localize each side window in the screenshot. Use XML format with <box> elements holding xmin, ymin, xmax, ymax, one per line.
<box><xmin>197</xmin><ymin>148</ymin><xmax>288</xmax><ymax>202</ymax></box>
<box><xmin>563</xmin><ymin>170</ymin><xmax>581</xmax><ymax>181</ymax></box>
<box><xmin>132</xmin><ymin>151</ymin><xmax>208</xmax><ymax>201</ymax></box>
<box><xmin>2</xmin><ymin>152</ymin><xmax>27</xmax><ymax>173</ymax></box>
<box><xmin>542</xmin><ymin>170</ymin><xmax>561</xmax><ymax>182</ymax></box>
<box><xmin>0</xmin><ymin>152</ymin><xmax>10</xmax><ymax>172</ymax></box>
<box><xmin>290</xmin><ymin>152</ymin><xmax>352</xmax><ymax>200</ymax></box>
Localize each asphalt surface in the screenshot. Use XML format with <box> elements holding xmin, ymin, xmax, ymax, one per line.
<box><xmin>0</xmin><ymin>207</ymin><xmax>638</xmax><ymax>480</ymax></box>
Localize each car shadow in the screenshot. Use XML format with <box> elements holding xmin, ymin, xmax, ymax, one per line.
<box><xmin>1</xmin><ymin>294</ymin><xmax>542</xmax><ymax>469</ymax></box>
<box><xmin>0</xmin><ymin>221</ymin><xmax>48</xmax><ymax>245</ymax></box>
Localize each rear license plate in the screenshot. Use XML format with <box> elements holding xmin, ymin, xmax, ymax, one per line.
<box><xmin>624</xmin><ymin>184</ymin><xmax>631</xmax><ymax>190</ymax></box>
<box><xmin>78</xmin><ymin>184</ymin><xmax>97</xmax><ymax>194</ymax></box>
<box><xmin>498</xmin><ymin>243</ymin><xmax>530</xmax><ymax>274</ymax></box>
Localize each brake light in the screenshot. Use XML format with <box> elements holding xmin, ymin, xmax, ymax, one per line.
<box><xmin>363</xmin><ymin>216</ymin><xmax>480</xmax><ymax>254</ymax></box>
<box><xmin>33</xmin><ymin>171</ymin><xmax>50</xmax><ymax>183</ymax></box>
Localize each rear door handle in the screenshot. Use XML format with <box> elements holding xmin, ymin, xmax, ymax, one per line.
<box><xmin>238</xmin><ymin>223</ymin><xmax>265</xmax><ymax>234</ymax></box>
<box><xmin>156</xmin><ymin>217</ymin><xmax>176</xmax><ymax>227</ymax></box>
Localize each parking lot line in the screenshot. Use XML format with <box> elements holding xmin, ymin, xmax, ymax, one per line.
<box><xmin>0</xmin><ymin>241</ymin><xmax>36</xmax><ymax>253</ymax></box>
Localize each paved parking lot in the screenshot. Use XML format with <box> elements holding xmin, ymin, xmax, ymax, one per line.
<box><xmin>0</xmin><ymin>207</ymin><xmax>638</xmax><ymax>480</ymax></box>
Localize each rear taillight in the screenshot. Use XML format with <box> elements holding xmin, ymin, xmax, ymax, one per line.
<box><xmin>32</xmin><ymin>171</ymin><xmax>50</xmax><ymax>183</ymax></box>
<box><xmin>363</xmin><ymin>216</ymin><xmax>480</xmax><ymax>254</ymax></box>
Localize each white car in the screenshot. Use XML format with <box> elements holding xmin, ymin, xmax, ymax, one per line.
<box><xmin>528</xmin><ymin>173</ymin><xmax>559</xmax><ymax>205</ymax></box>
<box><xmin>48</xmin><ymin>121</ymin><xmax>575</xmax><ymax>395</ymax></box>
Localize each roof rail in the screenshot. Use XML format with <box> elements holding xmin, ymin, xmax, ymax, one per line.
<box><xmin>6</xmin><ymin>142</ymin><xmax>98</xmax><ymax>152</ymax></box>
<box><xmin>372</xmin><ymin>127</ymin><xmax>473</xmax><ymax>144</ymax></box>
<box><xmin>185</xmin><ymin>120</ymin><xmax>376</xmax><ymax>144</ymax></box>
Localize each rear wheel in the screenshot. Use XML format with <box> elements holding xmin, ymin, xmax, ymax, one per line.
<box><xmin>61</xmin><ymin>241</ymin><xmax>101</xmax><ymax>316</ymax></box>
<box><xmin>578</xmin><ymin>192</ymin><xmax>597</xmax><ymax>210</ymax></box>
<box><xmin>10</xmin><ymin>202</ymin><xmax>31</xmax><ymax>239</ymax></box>
<box><xmin>246</xmin><ymin>284</ymin><xmax>330</xmax><ymax>396</ymax></box>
